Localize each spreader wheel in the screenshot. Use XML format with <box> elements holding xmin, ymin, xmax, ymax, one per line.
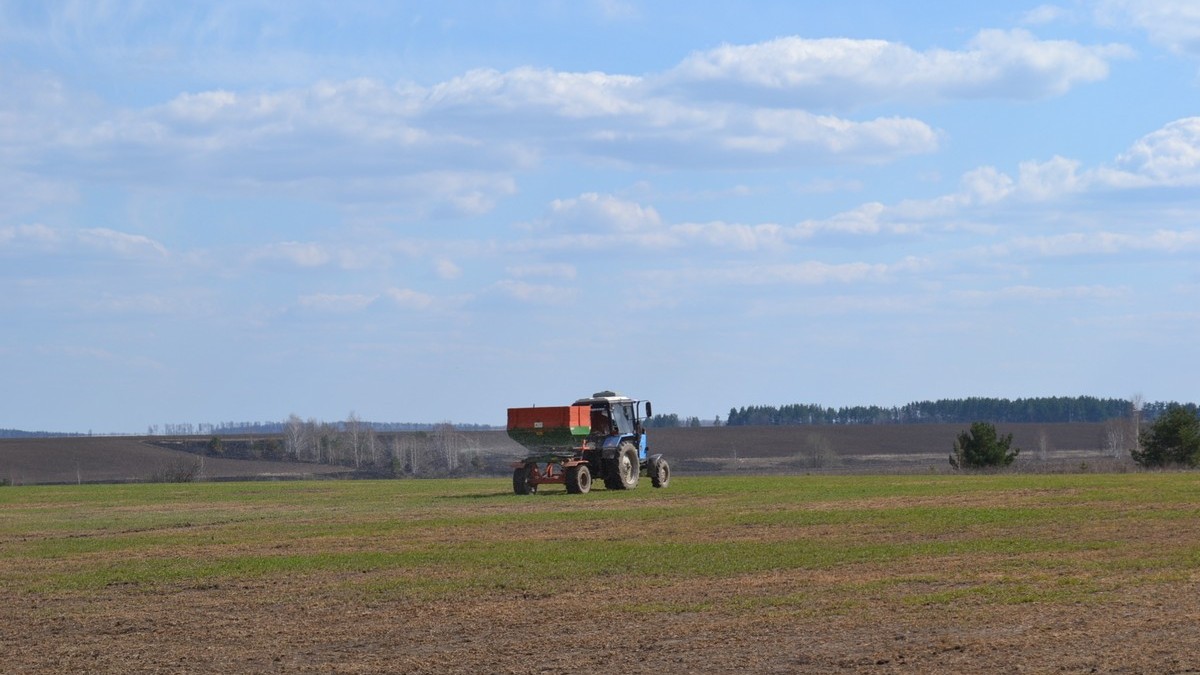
<box><xmin>565</xmin><ymin>464</ymin><xmax>592</xmax><ymax>494</ymax></box>
<box><xmin>512</xmin><ymin>465</ymin><xmax>537</xmax><ymax>495</ymax></box>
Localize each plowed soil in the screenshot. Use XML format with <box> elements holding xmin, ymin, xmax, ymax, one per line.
<box><xmin>0</xmin><ymin>436</ymin><xmax>351</xmax><ymax>485</ymax></box>
<box><xmin>7</xmin><ymin>574</ymin><xmax>1199</xmax><ymax>674</ymax></box>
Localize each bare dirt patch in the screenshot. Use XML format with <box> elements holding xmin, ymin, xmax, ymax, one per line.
<box><xmin>5</xmin><ymin>569</ymin><xmax>1198</xmax><ymax>673</ymax></box>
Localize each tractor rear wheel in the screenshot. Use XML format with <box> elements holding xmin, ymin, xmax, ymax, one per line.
<box><xmin>565</xmin><ymin>464</ymin><xmax>592</xmax><ymax>494</ymax></box>
<box><xmin>651</xmin><ymin>458</ymin><xmax>671</xmax><ymax>488</ymax></box>
<box><xmin>606</xmin><ymin>443</ymin><xmax>640</xmax><ymax>490</ymax></box>
<box><xmin>512</xmin><ymin>465</ymin><xmax>537</xmax><ymax>495</ymax></box>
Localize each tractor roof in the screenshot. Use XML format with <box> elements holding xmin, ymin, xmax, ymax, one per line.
<box><xmin>574</xmin><ymin>390</ymin><xmax>635</xmax><ymax>405</ymax></box>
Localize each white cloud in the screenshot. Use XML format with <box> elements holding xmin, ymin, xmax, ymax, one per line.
<box><xmin>593</xmin><ymin>0</ymin><xmax>639</xmax><ymax>20</ymax></box>
<box><xmin>1115</xmin><ymin>117</ymin><xmax>1200</xmax><ymax>184</ymax></box>
<box><xmin>505</xmin><ymin>263</ymin><xmax>578</xmax><ymax>280</ymax></box>
<box><xmin>960</xmin><ymin>166</ymin><xmax>1015</xmax><ymax>204</ymax></box>
<box><xmin>785</xmin><ymin>201</ymin><xmax>929</xmax><ymax>241</ymax></box>
<box><xmin>77</xmin><ymin>228</ymin><xmax>168</xmax><ymax>258</ymax></box>
<box><xmin>669</xmin><ymin>221</ymin><xmax>787</xmax><ymax>251</ymax></box>
<box><xmin>88</xmin><ymin>290</ymin><xmax>213</xmax><ymax>316</ymax></box>
<box><xmin>0</xmin><ymin>38</ymin><xmax>960</xmax><ymax>215</ymax></box>
<box><xmin>651</xmin><ymin>257</ymin><xmax>929</xmax><ymax>287</ymax></box>
<box><xmin>1016</xmin><ymin>156</ymin><xmax>1086</xmax><ymax>200</ymax></box>
<box><xmin>298</xmin><ymin>293</ymin><xmax>378</xmax><ymax>312</ymax></box>
<box><xmin>499</xmin><ymin>116</ymin><xmax>1200</xmax><ymax>269</ymax></box>
<box><xmin>1097</xmin><ymin>0</ymin><xmax>1200</xmax><ymax>56</ymax></box>
<box><xmin>241</xmin><ymin>239</ymin><xmax>403</xmax><ymax>271</ymax></box>
<box><xmin>0</xmin><ymin>224</ymin><xmax>168</xmax><ymax>260</ymax></box>
<box><xmin>33</xmin><ymin>344</ymin><xmax>163</xmax><ymax>371</ymax></box>
<box><xmin>247</xmin><ymin>242</ymin><xmax>331</xmax><ymax>268</ymax></box>
<box><xmin>543</xmin><ymin>193</ymin><xmax>663</xmax><ymax>232</ymax></box>
<box><xmin>492</xmin><ymin>280</ymin><xmax>577</xmax><ymax>305</ymax></box>
<box><xmin>0</xmin><ymin>170</ymin><xmax>77</xmax><ymax>222</ymax></box>
<box><xmin>997</xmin><ymin>230</ymin><xmax>1200</xmax><ymax>257</ymax></box>
<box><xmin>384</xmin><ymin>287</ymin><xmax>434</xmax><ymax>310</ymax></box>
<box><xmin>1023</xmin><ymin>5</ymin><xmax>1072</xmax><ymax>25</ymax></box>
<box><xmin>435</xmin><ymin>258</ymin><xmax>462</xmax><ymax>280</ymax></box>
<box><xmin>671</xmin><ymin>29</ymin><xmax>1130</xmax><ymax>106</ymax></box>
<box><xmin>740</xmin><ymin>110</ymin><xmax>940</xmax><ymax>160</ymax></box>
<box><xmin>959</xmin><ymin>284</ymin><xmax>1130</xmax><ymax>302</ymax></box>
<box><xmin>428</xmin><ymin>67</ymin><xmax>645</xmax><ymax>119</ymax></box>
<box><xmin>820</xmin><ymin>117</ymin><xmax>1200</xmax><ymax>238</ymax></box>
<box><xmin>0</xmin><ymin>223</ymin><xmax>64</xmax><ymax>249</ymax></box>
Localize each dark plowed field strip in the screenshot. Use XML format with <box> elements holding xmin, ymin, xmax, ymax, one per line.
<box><xmin>2</xmin><ymin>423</ymin><xmax>1117</xmax><ymax>485</ymax></box>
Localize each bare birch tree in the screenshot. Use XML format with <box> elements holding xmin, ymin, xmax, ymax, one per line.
<box><xmin>1130</xmin><ymin>393</ymin><xmax>1144</xmax><ymax>456</ymax></box>
<box><xmin>1104</xmin><ymin>419</ymin><xmax>1127</xmax><ymax>459</ymax></box>
<box><xmin>284</xmin><ymin>414</ymin><xmax>307</xmax><ymax>461</ymax></box>
<box><xmin>365</xmin><ymin>426</ymin><xmax>379</xmax><ymax>468</ymax></box>
<box><xmin>346</xmin><ymin>412</ymin><xmax>363</xmax><ymax>468</ymax></box>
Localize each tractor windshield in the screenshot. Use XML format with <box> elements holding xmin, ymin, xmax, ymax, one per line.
<box><xmin>607</xmin><ymin>401</ymin><xmax>636</xmax><ymax>436</ymax></box>
<box><xmin>582</xmin><ymin>397</ymin><xmax>639</xmax><ymax>437</ymax></box>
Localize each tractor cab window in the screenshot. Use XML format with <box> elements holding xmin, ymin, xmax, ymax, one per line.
<box><xmin>589</xmin><ymin>407</ymin><xmax>612</xmax><ymax>436</ymax></box>
<box><xmin>610</xmin><ymin>402</ymin><xmax>635</xmax><ymax>436</ymax></box>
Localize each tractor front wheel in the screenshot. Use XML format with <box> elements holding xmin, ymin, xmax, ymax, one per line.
<box><xmin>651</xmin><ymin>458</ymin><xmax>671</xmax><ymax>488</ymax></box>
<box><xmin>512</xmin><ymin>465</ymin><xmax>537</xmax><ymax>495</ymax></box>
<box><xmin>565</xmin><ymin>464</ymin><xmax>592</xmax><ymax>494</ymax></box>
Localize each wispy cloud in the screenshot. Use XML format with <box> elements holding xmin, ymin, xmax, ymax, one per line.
<box><xmin>1097</xmin><ymin>0</ymin><xmax>1200</xmax><ymax>56</ymax></box>
<box><xmin>670</xmin><ymin>29</ymin><xmax>1130</xmax><ymax>106</ymax></box>
<box><xmin>2</xmin><ymin>26</ymin><xmax>1132</xmax><ymax>220</ymax></box>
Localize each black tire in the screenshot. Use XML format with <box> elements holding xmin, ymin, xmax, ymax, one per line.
<box><xmin>651</xmin><ymin>458</ymin><xmax>671</xmax><ymax>488</ymax></box>
<box><xmin>512</xmin><ymin>465</ymin><xmax>537</xmax><ymax>495</ymax></box>
<box><xmin>601</xmin><ymin>459</ymin><xmax>620</xmax><ymax>490</ymax></box>
<box><xmin>565</xmin><ymin>464</ymin><xmax>592</xmax><ymax>494</ymax></box>
<box><xmin>606</xmin><ymin>443</ymin><xmax>640</xmax><ymax>490</ymax></box>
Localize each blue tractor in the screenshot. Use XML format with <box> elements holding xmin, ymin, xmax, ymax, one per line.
<box><xmin>507</xmin><ymin>390</ymin><xmax>671</xmax><ymax>494</ymax></box>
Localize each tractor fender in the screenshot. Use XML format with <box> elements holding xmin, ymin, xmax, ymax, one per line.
<box><xmin>644</xmin><ymin>453</ymin><xmax>665</xmax><ymax>472</ymax></box>
<box><xmin>601</xmin><ymin>435</ymin><xmax>645</xmax><ymax>460</ymax></box>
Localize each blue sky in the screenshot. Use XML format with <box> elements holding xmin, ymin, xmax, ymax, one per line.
<box><xmin>2</xmin><ymin>1</ymin><xmax>1199</xmax><ymax>433</ymax></box>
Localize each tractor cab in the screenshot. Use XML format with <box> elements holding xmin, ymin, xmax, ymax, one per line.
<box><xmin>574</xmin><ymin>391</ymin><xmax>652</xmax><ymax>459</ymax></box>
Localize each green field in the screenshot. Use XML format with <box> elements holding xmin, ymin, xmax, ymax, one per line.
<box><xmin>4</xmin><ymin>474</ymin><xmax>1200</xmax><ymax>672</ymax></box>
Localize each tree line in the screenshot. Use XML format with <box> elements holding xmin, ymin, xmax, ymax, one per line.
<box><xmin>148</xmin><ymin>419</ymin><xmax>494</xmax><ymax>436</ymax></box>
<box><xmin>645</xmin><ymin>414</ymin><xmax>704</xmax><ymax>428</ymax></box>
<box><xmin>724</xmin><ymin>396</ymin><xmax>1186</xmax><ymax>426</ymax></box>
<box><xmin>0</xmin><ymin>428</ymin><xmax>86</xmax><ymax>439</ymax></box>
<box><xmin>157</xmin><ymin>413</ymin><xmax>498</xmax><ymax>478</ymax></box>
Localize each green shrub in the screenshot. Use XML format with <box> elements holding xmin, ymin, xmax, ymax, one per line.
<box><xmin>950</xmin><ymin>421</ymin><xmax>1020</xmax><ymax>469</ymax></box>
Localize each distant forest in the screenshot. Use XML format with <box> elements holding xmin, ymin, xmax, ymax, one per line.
<box><xmin>4</xmin><ymin>397</ymin><xmax>1195</xmax><ymax>438</ymax></box>
<box><xmin>723</xmin><ymin>397</ymin><xmax>1188</xmax><ymax>426</ymax></box>
<box><xmin>0</xmin><ymin>429</ymin><xmax>84</xmax><ymax>439</ymax></box>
